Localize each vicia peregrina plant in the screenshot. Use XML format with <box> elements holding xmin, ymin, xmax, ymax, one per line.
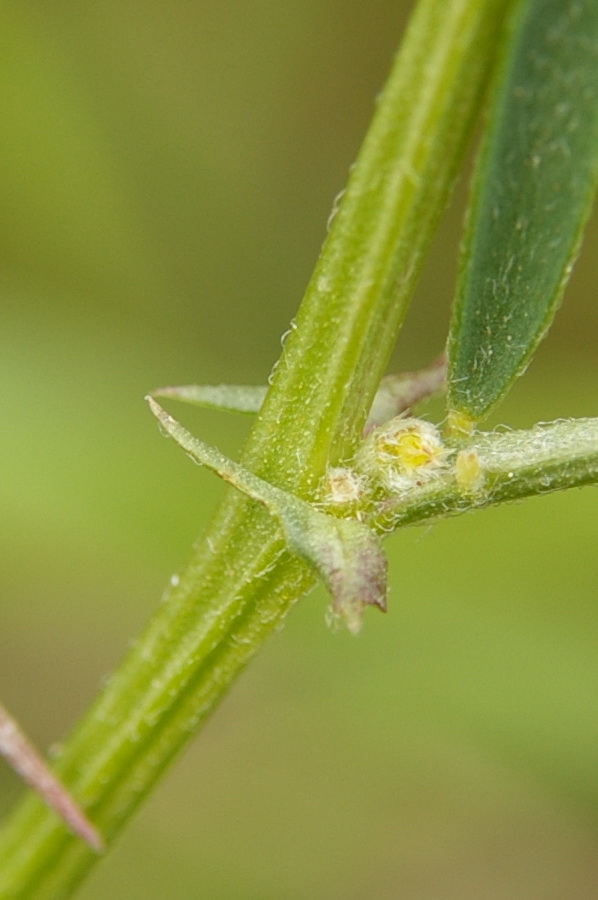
<box><xmin>1</xmin><ymin>0</ymin><xmax>597</xmax><ymax>896</ymax></box>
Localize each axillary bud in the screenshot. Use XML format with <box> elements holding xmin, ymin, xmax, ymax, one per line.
<box><xmin>354</xmin><ymin>417</ymin><xmax>449</xmax><ymax>493</ymax></box>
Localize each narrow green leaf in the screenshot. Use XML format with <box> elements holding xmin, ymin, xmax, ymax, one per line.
<box><xmin>153</xmin><ymin>383</ymin><xmax>267</xmax><ymax>414</ymax></box>
<box><xmin>448</xmin><ymin>0</ymin><xmax>598</xmax><ymax>425</ymax></box>
<box><xmin>148</xmin><ymin>398</ymin><xmax>387</xmax><ymax>633</ymax></box>
<box><xmin>152</xmin><ymin>354</ymin><xmax>446</xmax><ymax>429</ymax></box>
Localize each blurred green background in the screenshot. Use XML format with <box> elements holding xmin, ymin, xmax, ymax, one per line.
<box><xmin>1</xmin><ymin>2</ymin><xmax>598</xmax><ymax>897</ymax></box>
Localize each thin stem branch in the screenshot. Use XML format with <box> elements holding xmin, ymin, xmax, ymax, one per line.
<box><xmin>377</xmin><ymin>418</ymin><xmax>598</xmax><ymax>529</ymax></box>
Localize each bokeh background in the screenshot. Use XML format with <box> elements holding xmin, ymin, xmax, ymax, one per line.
<box><xmin>1</xmin><ymin>2</ymin><xmax>598</xmax><ymax>897</ymax></box>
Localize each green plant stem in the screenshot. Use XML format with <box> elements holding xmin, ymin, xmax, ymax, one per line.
<box><xmin>247</xmin><ymin>0</ymin><xmax>515</xmax><ymax>479</ymax></box>
<box><xmin>377</xmin><ymin>417</ymin><xmax>598</xmax><ymax>529</ymax></box>
<box><xmin>0</xmin><ymin>1</ymin><xmax>512</xmax><ymax>895</ymax></box>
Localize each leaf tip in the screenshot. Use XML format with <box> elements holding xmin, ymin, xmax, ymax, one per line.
<box><xmin>322</xmin><ymin>528</ymin><xmax>388</xmax><ymax>635</ymax></box>
<box><xmin>145</xmin><ymin>393</ymin><xmax>161</xmax><ymax>416</ymax></box>
<box><xmin>326</xmin><ymin>589</ymin><xmax>387</xmax><ymax>636</ymax></box>
<box><xmin>146</xmin><ymin>395</ymin><xmax>174</xmax><ymax>433</ymax></box>
<box><xmin>0</xmin><ymin>703</ymin><xmax>105</xmax><ymax>853</ymax></box>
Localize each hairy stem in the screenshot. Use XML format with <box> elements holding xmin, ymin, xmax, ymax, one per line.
<box><xmin>0</xmin><ymin>1</ymin><xmax>512</xmax><ymax>896</ymax></box>
<box><xmin>378</xmin><ymin>418</ymin><xmax>598</xmax><ymax>529</ymax></box>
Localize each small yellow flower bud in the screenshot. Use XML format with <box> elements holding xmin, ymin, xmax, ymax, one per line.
<box><xmin>455</xmin><ymin>448</ymin><xmax>484</xmax><ymax>494</ymax></box>
<box><xmin>355</xmin><ymin>417</ymin><xmax>448</xmax><ymax>493</ymax></box>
